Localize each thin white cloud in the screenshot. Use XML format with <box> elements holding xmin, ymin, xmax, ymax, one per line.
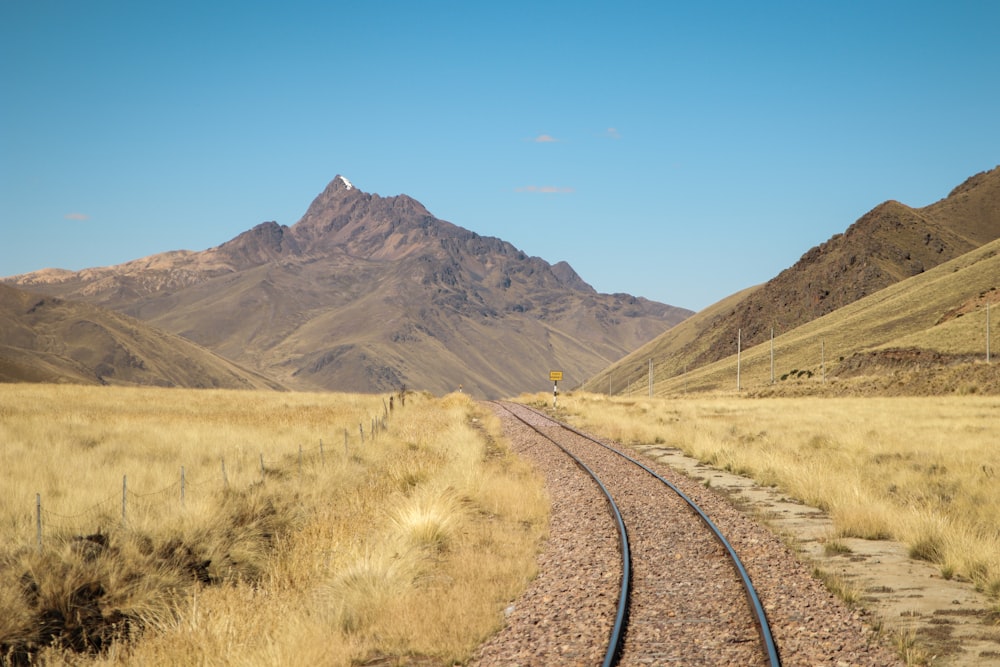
<box><xmin>606</xmin><ymin>127</ymin><xmax>621</xmax><ymax>140</ymax></box>
<box><xmin>64</xmin><ymin>212</ymin><xmax>90</xmax><ymax>221</ymax></box>
<box><xmin>515</xmin><ymin>185</ymin><xmax>575</xmax><ymax>194</ymax></box>
<box><xmin>533</xmin><ymin>134</ymin><xmax>559</xmax><ymax>143</ymax></box>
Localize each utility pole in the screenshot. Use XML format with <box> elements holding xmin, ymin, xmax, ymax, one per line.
<box><xmin>822</xmin><ymin>339</ymin><xmax>826</xmax><ymax>383</ymax></box>
<box><xmin>648</xmin><ymin>359</ymin><xmax>653</xmax><ymax>397</ymax></box>
<box><xmin>736</xmin><ymin>328</ymin><xmax>742</xmax><ymax>392</ymax></box>
<box><xmin>770</xmin><ymin>327</ymin><xmax>775</xmax><ymax>384</ymax></box>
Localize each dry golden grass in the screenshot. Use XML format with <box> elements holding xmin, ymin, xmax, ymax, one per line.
<box><xmin>527</xmin><ymin>391</ymin><xmax>1000</xmax><ymax>602</ymax></box>
<box><xmin>0</xmin><ymin>385</ymin><xmax>547</xmax><ymax>665</ymax></box>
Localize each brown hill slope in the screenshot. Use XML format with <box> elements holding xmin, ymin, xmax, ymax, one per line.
<box><xmin>649</xmin><ymin>236</ymin><xmax>1000</xmax><ymax>396</ymax></box>
<box><xmin>8</xmin><ymin>176</ymin><xmax>691</xmax><ymax>397</ymax></box>
<box><xmin>0</xmin><ymin>284</ymin><xmax>284</xmax><ymax>389</ymax></box>
<box><xmin>583</xmin><ymin>165</ymin><xmax>1000</xmax><ymax>394</ymax></box>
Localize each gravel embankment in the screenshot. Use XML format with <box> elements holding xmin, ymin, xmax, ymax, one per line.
<box><xmin>471</xmin><ymin>402</ymin><xmax>903</xmax><ymax>666</ymax></box>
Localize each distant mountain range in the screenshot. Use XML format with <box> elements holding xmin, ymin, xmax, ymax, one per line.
<box><xmin>4</xmin><ymin>176</ymin><xmax>691</xmax><ymax>396</ymax></box>
<box><xmin>584</xmin><ymin>165</ymin><xmax>1000</xmax><ymax>396</ymax></box>
<box><xmin>9</xmin><ymin>167</ymin><xmax>998</xmax><ymax>398</ymax></box>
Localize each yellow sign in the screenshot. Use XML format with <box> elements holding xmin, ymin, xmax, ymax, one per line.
<box><xmin>549</xmin><ymin>371</ymin><xmax>563</xmax><ymax>382</ymax></box>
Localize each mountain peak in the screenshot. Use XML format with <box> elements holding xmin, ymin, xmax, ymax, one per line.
<box><xmin>312</xmin><ymin>175</ymin><xmax>360</xmax><ymax>201</ymax></box>
<box><xmin>333</xmin><ymin>174</ymin><xmax>355</xmax><ymax>191</ymax></box>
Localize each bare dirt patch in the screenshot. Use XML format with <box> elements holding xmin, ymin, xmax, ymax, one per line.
<box><xmin>636</xmin><ymin>444</ymin><xmax>1000</xmax><ymax>666</ymax></box>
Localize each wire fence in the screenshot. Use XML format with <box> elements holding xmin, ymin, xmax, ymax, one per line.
<box><xmin>29</xmin><ymin>408</ymin><xmax>395</xmax><ymax>552</ymax></box>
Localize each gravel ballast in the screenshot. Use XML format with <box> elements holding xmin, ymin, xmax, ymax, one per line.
<box><xmin>471</xmin><ymin>402</ymin><xmax>903</xmax><ymax>666</ymax></box>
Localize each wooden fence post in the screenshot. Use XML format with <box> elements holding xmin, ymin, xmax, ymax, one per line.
<box><xmin>36</xmin><ymin>493</ymin><xmax>42</xmax><ymax>552</ymax></box>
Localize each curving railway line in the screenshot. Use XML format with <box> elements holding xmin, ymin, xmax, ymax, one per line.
<box><xmin>472</xmin><ymin>400</ymin><xmax>903</xmax><ymax>667</ymax></box>
<box><xmin>494</xmin><ymin>400</ymin><xmax>778</xmax><ymax>666</ymax></box>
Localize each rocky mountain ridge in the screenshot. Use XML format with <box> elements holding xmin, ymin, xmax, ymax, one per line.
<box><xmin>712</xmin><ymin>168</ymin><xmax>1000</xmax><ymax>361</ymax></box>
<box><xmin>7</xmin><ymin>176</ymin><xmax>691</xmax><ymax>396</ymax></box>
<box><xmin>584</xmin><ymin>165</ymin><xmax>1000</xmax><ymax>394</ymax></box>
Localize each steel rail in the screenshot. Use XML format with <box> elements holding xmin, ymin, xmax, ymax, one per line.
<box><xmin>492</xmin><ymin>401</ymin><xmax>631</xmax><ymax>667</ymax></box>
<box><xmin>512</xmin><ymin>402</ymin><xmax>782</xmax><ymax>667</ymax></box>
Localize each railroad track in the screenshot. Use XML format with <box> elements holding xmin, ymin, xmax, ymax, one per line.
<box><xmin>481</xmin><ymin>400</ymin><xmax>780</xmax><ymax>667</ymax></box>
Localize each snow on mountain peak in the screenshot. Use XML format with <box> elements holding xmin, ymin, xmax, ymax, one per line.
<box><xmin>336</xmin><ymin>175</ymin><xmax>354</xmax><ymax>190</ymax></box>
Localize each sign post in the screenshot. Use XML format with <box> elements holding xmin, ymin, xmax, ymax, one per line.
<box><xmin>549</xmin><ymin>371</ymin><xmax>563</xmax><ymax>408</ymax></box>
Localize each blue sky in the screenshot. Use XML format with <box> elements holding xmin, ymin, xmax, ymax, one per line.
<box><xmin>2</xmin><ymin>1</ymin><xmax>997</xmax><ymax>311</ymax></box>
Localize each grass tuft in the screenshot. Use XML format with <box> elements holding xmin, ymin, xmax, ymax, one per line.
<box><xmin>812</xmin><ymin>567</ymin><xmax>861</xmax><ymax>606</ymax></box>
<box><xmin>823</xmin><ymin>539</ymin><xmax>853</xmax><ymax>556</ymax></box>
<box><xmin>908</xmin><ymin>535</ymin><xmax>944</xmax><ymax>563</ymax></box>
<box><xmin>391</xmin><ymin>489</ymin><xmax>461</xmax><ymax>554</ymax></box>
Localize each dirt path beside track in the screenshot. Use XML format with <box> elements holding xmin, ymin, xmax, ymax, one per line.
<box><xmin>638</xmin><ymin>444</ymin><xmax>1000</xmax><ymax>666</ymax></box>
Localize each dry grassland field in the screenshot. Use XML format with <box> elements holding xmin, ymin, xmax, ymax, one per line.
<box><xmin>0</xmin><ymin>385</ymin><xmax>547</xmax><ymax>666</ymax></box>
<box><xmin>526</xmin><ymin>391</ymin><xmax>1000</xmax><ymax>610</ymax></box>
